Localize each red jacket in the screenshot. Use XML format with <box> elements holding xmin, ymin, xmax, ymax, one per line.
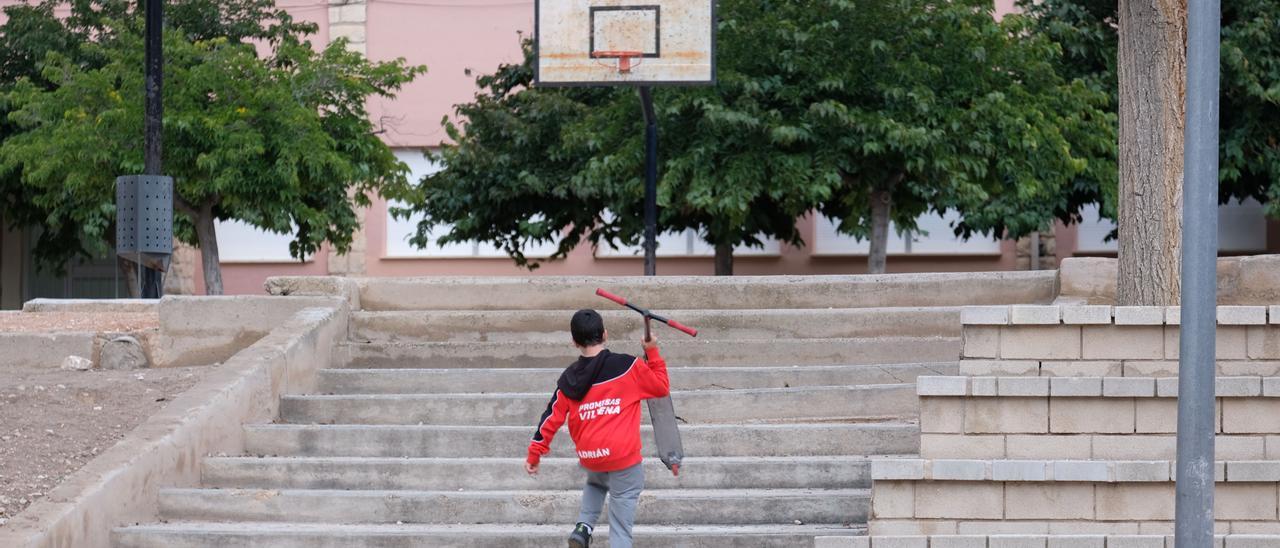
<box><xmin>527</xmin><ymin>347</ymin><xmax>669</xmax><ymax>472</ymax></box>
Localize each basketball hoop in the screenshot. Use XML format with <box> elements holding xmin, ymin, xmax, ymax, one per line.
<box><xmin>592</xmin><ymin>50</ymin><xmax>644</xmax><ymax>73</ymax></box>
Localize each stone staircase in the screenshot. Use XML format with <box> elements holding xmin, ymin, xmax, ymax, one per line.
<box><xmin>112</xmin><ymin>274</ymin><xmax>1053</xmax><ymax>547</ymax></box>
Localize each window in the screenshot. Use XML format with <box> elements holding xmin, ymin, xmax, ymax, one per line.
<box><xmin>384</xmin><ymin>149</ymin><xmax>558</xmax><ymax>259</ymax></box>
<box><xmin>1220</xmin><ymin>198</ymin><xmax>1269</xmax><ymax>252</ymax></box>
<box><xmin>215</xmin><ymin>219</ymin><xmax>303</xmax><ymax>263</ymax></box>
<box><xmin>1074</xmin><ymin>204</ymin><xmax>1116</xmax><ymax>253</ymax></box>
<box><xmin>1075</xmin><ymin>199</ymin><xmax>1267</xmax><ymax>254</ymax></box>
<box><xmin>594</xmin><ymin>228</ymin><xmax>781</xmax><ymax>258</ymax></box>
<box><xmin>813</xmin><ymin>210</ymin><xmax>1002</xmax><ymax>256</ymax></box>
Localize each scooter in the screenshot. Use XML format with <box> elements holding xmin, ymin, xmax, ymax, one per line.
<box><xmin>596</xmin><ymin>288</ymin><xmax>697</xmax><ymax>476</ymax></box>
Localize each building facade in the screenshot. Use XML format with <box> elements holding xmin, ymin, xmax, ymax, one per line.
<box><xmin>1</xmin><ymin>0</ymin><xmax>1277</xmax><ymax>306</ymax></box>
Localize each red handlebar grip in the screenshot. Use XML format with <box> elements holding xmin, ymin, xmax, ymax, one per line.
<box><xmin>667</xmin><ymin>319</ymin><xmax>698</xmax><ymax>338</ymax></box>
<box><xmin>595</xmin><ymin>288</ymin><xmax>627</xmax><ymax>306</ymax></box>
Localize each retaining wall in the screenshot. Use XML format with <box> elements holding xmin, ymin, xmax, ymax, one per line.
<box><xmin>1058</xmin><ymin>255</ymin><xmax>1280</xmax><ymax>305</ymax></box>
<box><xmin>857</xmin><ymin>303</ymin><xmax>1280</xmax><ymax>541</ymax></box>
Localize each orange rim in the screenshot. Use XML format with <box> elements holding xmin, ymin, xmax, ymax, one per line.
<box><xmin>592</xmin><ymin>51</ymin><xmax>644</xmax><ymax>73</ymax></box>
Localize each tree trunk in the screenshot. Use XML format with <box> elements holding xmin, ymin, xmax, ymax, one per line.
<box><xmin>868</xmin><ymin>187</ymin><xmax>893</xmax><ymax>275</ymax></box>
<box><xmin>714</xmin><ymin>243</ymin><xmax>733</xmax><ymax>276</ymax></box>
<box><xmin>193</xmin><ymin>205</ymin><xmax>224</xmax><ymax>295</ymax></box>
<box><xmin>118</xmin><ymin>257</ymin><xmax>141</xmax><ymax>298</ymax></box>
<box><xmin>1116</xmin><ymin>0</ymin><xmax>1187</xmax><ymax>306</ymax></box>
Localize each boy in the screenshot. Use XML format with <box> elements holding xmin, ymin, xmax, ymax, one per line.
<box><xmin>526</xmin><ymin>309</ymin><xmax>670</xmax><ymax>548</ymax></box>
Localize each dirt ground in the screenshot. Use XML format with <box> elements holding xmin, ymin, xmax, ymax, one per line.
<box><xmin>0</xmin><ymin>365</ymin><xmax>208</xmax><ymax>525</ymax></box>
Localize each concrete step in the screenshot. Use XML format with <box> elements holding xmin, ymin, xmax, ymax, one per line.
<box><xmin>316</xmin><ymin>363</ymin><xmax>958</xmax><ymax>394</ymax></box>
<box><xmin>244</xmin><ymin>423</ymin><xmax>920</xmax><ymax>458</ymax></box>
<box><xmin>347</xmin><ymin>272</ymin><xmax>1055</xmax><ymax>311</ymax></box>
<box><xmin>351</xmin><ymin>307</ymin><xmax>961</xmax><ymax>343</ymax></box>
<box><xmin>337</xmin><ymin>338</ymin><xmax>961</xmax><ymax>369</ymax></box>
<box><xmin>157</xmin><ymin>487</ymin><xmax>870</xmax><ymax>526</ymax></box>
<box><xmin>201</xmin><ymin>456</ymin><xmax>873</xmax><ymax>491</ymax></box>
<box><xmin>113</xmin><ymin>522</ymin><xmax>866</xmax><ymax>548</ymax></box>
<box><xmin>280</xmin><ymin>384</ymin><xmax>917</xmax><ymax>426</ymax></box>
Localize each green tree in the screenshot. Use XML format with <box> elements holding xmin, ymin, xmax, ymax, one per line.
<box><xmin>805</xmin><ymin>0</ymin><xmax>1115</xmax><ymax>273</ymax></box>
<box><xmin>1023</xmin><ymin>0</ymin><xmax>1280</xmax><ymax>303</ymax></box>
<box><xmin>403</xmin><ymin>0</ymin><xmax>1113</xmax><ymax>275</ymax></box>
<box><xmin>0</xmin><ymin>0</ymin><xmax>424</xmax><ymax>293</ymax></box>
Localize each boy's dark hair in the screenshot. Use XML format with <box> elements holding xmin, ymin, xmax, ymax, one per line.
<box><xmin>571</xmin><ymin>309</ymin><xmax>606</xmax><ymax>347</ymax></box>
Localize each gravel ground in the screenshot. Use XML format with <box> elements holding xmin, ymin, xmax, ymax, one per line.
<box><xmin>0</xmin><ymin>365</ymin><xmax>208</xmax><ymax>525</ymax></box>
<box><xmin>0</xmin><ymin>312</ymin><xmax>158</xmax><ymax>333</ymax></box>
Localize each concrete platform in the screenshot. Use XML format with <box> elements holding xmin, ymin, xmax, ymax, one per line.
<box><xmin>200</xmin><ymin>456</ymin><xmax>874</xmax><ymax>491</ymax></box>
<box><xmin>279</xmin><ymin>384</ymin><xmax>917</xmax><ymax>426</ymax></box>
<box><xmin>114</xmin><ymin>522</ymin><xmax>866</xmax><ymax>548</ymax></box>
<box><xmin>243</xmin><ymin>423</ymin><xmax>922</xmax><ymax>458</ymax></box>
<box><xmin>157</xmin><ymin>487</ymin><xmax>871</xmax><ymax>526</ymax></box>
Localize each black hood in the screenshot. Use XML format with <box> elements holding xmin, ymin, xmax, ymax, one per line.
<box><xmin>557</xmin><ymin>350</ymin><xmax>612</xmax><ymax>401</ymax></box>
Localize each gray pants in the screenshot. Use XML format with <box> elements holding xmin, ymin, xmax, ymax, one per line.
<box><xmin>577</xmin><ymin>462</ymin><xmax>644</xmax><ymax>548</ymax></box>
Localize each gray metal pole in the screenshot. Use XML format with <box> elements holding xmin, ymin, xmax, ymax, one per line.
<box><xmin>1174</xmin><ymin>0</ymin><xmax>1220</xmax><ymax>545</ymax></box>
<box><xmin>141</xmin><ymin>0</ymin><xmax>164</xmax><ymax>298</ymax></box>
<box><xmin>639</xmin><ymin>87</ymin><xmax>657</xmax><ymax>277</ymax></box>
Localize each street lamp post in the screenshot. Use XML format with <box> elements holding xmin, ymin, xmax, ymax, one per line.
<box><xmin>1174</xmin><ymin>0</ymin><xmax>1221</xmax><ymax>545</ymax></box>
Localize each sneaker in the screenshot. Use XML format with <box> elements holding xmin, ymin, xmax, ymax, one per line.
<box><xmin>568</xmin><ymin>522</ymin><xmax>592</xmax><ymax>548</ymax></box>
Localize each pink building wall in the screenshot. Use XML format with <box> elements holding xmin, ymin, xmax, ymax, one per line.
<box><xmin>365</xmin><ymin>2</ymin><xmax>531</xmax><ymax>148</ymax></box>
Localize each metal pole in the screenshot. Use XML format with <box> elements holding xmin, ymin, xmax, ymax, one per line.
<box><xmin>1029</xmin><ymin>231</ymin><xmax>1041</xmax><ymax>271</ymax></box>
<box><xmin>1174</xmin><ymin>0</ymin><xmax>1220</xmax><ymax>545</ymax></box>
<box><xmin>141</xmin><ymin>0</ymin><xmax>164</xmax><ymax>298</ymax></box>
<box><xmin>639</xmin><ymin>87</ymin><xmax>657</xmax><ymax>277</ymax></box>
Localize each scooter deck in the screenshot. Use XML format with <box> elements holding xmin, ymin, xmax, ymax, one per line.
<box><xmin>647</xmin><ymin>395</ymin><xmax>684</xmax><ymax>475</ymax></box>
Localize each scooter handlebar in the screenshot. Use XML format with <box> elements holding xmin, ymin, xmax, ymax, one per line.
<box><xmin>597</xmin><ymin>287</ymin><xmax>698</xmax><ymax>338</ymax></box>
<box><xmin>595</xmin><ymin>288</ymin><xmax>627</xmax><ymax>306</ymax></box>
<box><xmin>665</xmin><ymin>319</ymin><xmax>698</xmax><ymax>338</ymax></box>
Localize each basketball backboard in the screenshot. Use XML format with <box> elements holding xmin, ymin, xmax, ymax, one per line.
<box><xmin>535</xmin><ymin>1</ymin><xmax>715</xmax><ymax>86</ymax></box>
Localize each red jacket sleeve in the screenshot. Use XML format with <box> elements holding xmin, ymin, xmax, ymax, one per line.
<box><xmin>527</xmin><ymin>389</ymin><xmax>569</xmax><ymax>465</ymax></box>
<box><xmin>633</xmin><ymin>346</ymin><xmax>670</xmax><ymax>399</ymax></box>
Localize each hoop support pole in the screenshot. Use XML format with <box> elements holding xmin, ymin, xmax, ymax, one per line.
<box><xmin>639</xmin><ymin>87</ymin><xmax>657</xmax><ymax>277</ymax></box>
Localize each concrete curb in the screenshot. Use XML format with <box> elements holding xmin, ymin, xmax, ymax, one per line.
<box><xmin>818</xmin><ymin>535</ymin><xmax>1274</xmax><ymax>548</ymax></box>
<box><xmin>961</xmin><ymin>305</ymin><xmax>1275</xmax><ymax>327</ymax></box>
<box><xmin>0</xmin><ymin>303</ymin><xmax>349</xmax><ymax>548</ymax></box>
<box><xmin>917</xmin><ymin>375</ymin><xmax>1279</xmax><ymax>398</ymax></box>
<box><xmin>868</xmin><ymin>458</ymin><xmax>1258</xmax><ymax>483</ymax></box>
<box><xmin>0</xmin><ymin>331</ymin><xmax>97</xmax><ymax>368</ymax></box>
<box><xmin>22</xmin><ymin>299</ymin><xmax>158</xmax><ymax>313</ymax></box>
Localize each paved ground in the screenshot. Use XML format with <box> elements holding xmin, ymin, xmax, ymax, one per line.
<box><xmin>0</xmin><ymin>365</ymin><xmax>207</xmax><ymax>525</ymax></box>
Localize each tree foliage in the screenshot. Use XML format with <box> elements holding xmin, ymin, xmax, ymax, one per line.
<box><xmin>404</xmin><ymin>17</ymin><xmax>842</xmax><ymax>275</ymax></box>
<box><xmin>1021</xmin><ymin>0</ymin><xmax>1280</xmax><ymax>217</ymax></box>
<box><xmin>0</xmin><ymin>0</ymin><xmax>424</xmax><ymax>292</ymax></box>
<box><xmin>405</xmin><ymin>0</ymin><xmax>1115</xmax><ymax>274</ymax></box>
<box><xmin>802</xmin><ymin>0</ymin><xmax>1115</xmax><ymax>272</ymax></box>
